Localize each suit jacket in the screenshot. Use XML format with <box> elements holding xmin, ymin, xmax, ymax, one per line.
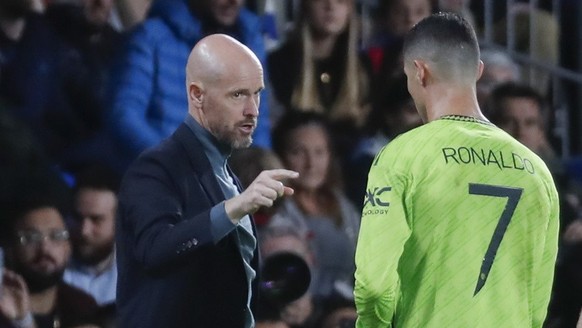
<box><xmin>116</xmin><ymin>123</ymin><xmax>260</xmax><ymax>328</ymax></box>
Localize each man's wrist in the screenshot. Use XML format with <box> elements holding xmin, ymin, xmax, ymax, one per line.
<box><xmin>224</xmin><ymin>197</ymin><xmax>245</xmax><ymax>223</ymax></box>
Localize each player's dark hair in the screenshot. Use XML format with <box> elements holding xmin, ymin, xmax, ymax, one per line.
<box><xmin>403</xmin><ymin>12</ymin><xmax>480</xmax><ymax>81</ymax></box>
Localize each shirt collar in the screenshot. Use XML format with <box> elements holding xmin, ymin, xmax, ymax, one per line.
<box><xmin>184</xmin><ymin>114</ymin><xmax>232</xmax><ymax>174</ymax></box>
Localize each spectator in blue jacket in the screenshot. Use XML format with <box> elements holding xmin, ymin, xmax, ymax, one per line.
<box><xmin>0</xmin><ymin>0</ymin><xmax>99</xmax><ymax>168</ymax></box>
<box><xmin>107</xmin><ymin>0</ymin><xmax>271</xmax><ymax>172</ymax></box>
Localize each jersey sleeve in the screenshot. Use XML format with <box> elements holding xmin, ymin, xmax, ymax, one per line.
<box><xmin>532</xmin><ymin>184</ymin><xmax>560</xmax><ymax>327</ymax></box>
<box><xmin>354</xmin><ymin>145</ymin><xmax>412</xmax><ymax>327</ymax></box>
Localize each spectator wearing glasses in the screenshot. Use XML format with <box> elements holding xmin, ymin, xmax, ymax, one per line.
<box><xmin>0</xmin><ymin>175</ymin><xmax>100</xmax><ymax>328</ymax></box>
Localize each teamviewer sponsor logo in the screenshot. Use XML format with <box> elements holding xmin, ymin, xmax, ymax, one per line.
<box><xmin>363</xmin><ymin>186</ymin><xmax>391</xmax><ymax>216</ymax></box>
<box><xmin>363</xmin><ymin>186</ymin><xmax>391</xmax><ymax>208</ymax></box>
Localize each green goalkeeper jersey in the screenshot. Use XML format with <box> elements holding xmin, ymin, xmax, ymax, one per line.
<box><xmin>354</xmin><ymin>115</ymin><xmax>559</xmax><ymax>328</ymax></box>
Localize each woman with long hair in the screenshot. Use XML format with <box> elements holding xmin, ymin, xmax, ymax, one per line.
<box><xmin>269</xmin><ymin>111</ymin><xmax>360</xmax><ymax>299</ymax></box>
<box><xmin>268</xmin><ymin>0</ymin><xmax>371</xmax><ymax>137</ymax></box>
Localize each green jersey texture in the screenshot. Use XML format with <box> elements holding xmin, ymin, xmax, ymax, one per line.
<box><xmin>354</xmin><ymin>115</ymin><xmax>560</xmax><ymax>328</ymax></box>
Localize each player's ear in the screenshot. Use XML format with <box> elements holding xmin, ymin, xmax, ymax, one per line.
<box><xmin>413</xmin><ymin>60</ymin><xmax>427</xmax><ymax>87</ymax></box>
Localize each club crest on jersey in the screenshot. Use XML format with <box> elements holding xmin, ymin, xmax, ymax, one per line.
<box><xmin>364</xmin><ymin>186</ymin><xmax>391</xmax><ymax>208</ymax></box>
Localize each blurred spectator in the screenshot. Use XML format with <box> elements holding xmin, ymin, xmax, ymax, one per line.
<box><xmin>365</xmin><ymin>0</ymin><xmax>431</xmax><ymax>163</ymax></box>
<box><xmin>0</xmin><ymin>172</ymin><xmax>101</xmax><ymax>328</ymax></box>
<box><xmin>0</xmin><ymin>0</ymin><xmax>99</xmax><ymax>167</ymax></box>
<box><xmin>486</xmin><ymin>82</ymin><xmax>555</xmax><ymax>162</ymax></box>
<box><xmin>258</xmin><ymin>225</ymin><xmax>320</xmax><ymax>328</ymax></box>
<box><xmin>63</xmin><ymin>164</ymin><xmax>120</xmax><ymax>307</ymax></box>
<box><xmin>316</xmin><ymin>295</ymin><xmax>357</xmax><ymax>328</ymax></box>
<box><xmin>346</xmin><ymin>74</ymin><xmax>422</xmax><ymax>209</ymax></box>
<box><xmin>230</xmin><ymin>147</ymin><xmax>285</xmax><ymax>189</ymax></box>
<box><xmin>45</xmin><ymin>0</ymin><xmax>122</xmax><ymax>108</ymax></box>
<box><xmin>477</xmin><ymin>47</ymin><xmax>521</xmax><ymax>108</ymax></box>
<box><xmin>267</xmin><ymin>0</ymin><xmax>372</xmax><ymax>158</ymax></box>
<box><xmin>548</xmin><ymin>224</ymin><xmax>582</xmax><ymax>328</ymax></box>
<box><xmin>107</xmin><ymin>0</ymin><xmax>272</xmax><ymax>173</ymax></box>
<box><xmin>375</xmin><ymin>0</ymin><xmax>432</xmax><ymax>40</ymax></box>
<box><xmin>114</xmin><ymin>0</ymin><xmax>153</xmax><ymax>30</ymax></box>
<box><xmin>493</xmin><ymin>3</ymin><xmax>559</xmax><ymax>97</ymax></box>
<box><xmin>31</xmin><ymin>0</ymin><xmax>45</xmax><ymax>13</ymax></box>
<box><xmin>256</xmin><ymin>319</ymin><xmax>291</xmax><ymax>328</ymax></box>
<box><xmin>44</xmin><ymin>0</ymin><xmax>124</xmax><ymax>169</ymax></box>
<box><xmin>229</xmin><ymin>146</ymin><xmax>286</xmax><ymax>227</ymax></box>
<box><xmin>367</xmin><ymin>0</ymin><xmax>432</xmax><ymax>76</ymax></box>
<box><xmin>0</xmin><ymin>269</ymin><xmax>32</xmax><ymax>328</ymax></box>
<box><xmin>0</xmin><ymin>112</ymin><xmax>61</xmax><ymax>326</ymax></box>
<box><xmin>261</xmin><ymin>0</ymin><xmax>289</xmax><ymax>51</ymax></box>
<box><xmin>436</xmin><ymin>0</ymin><xmax>476</xmax><ymax>28</ymax></box>
<box><xmin>270</xmin><ymin>111</ymin><xmax>360</xmax><ymax>299</ymax></box>
<box><xmin>0</xmin><ymin>105</ymin><xmax>48</xmax><ymax>173</ymax></box>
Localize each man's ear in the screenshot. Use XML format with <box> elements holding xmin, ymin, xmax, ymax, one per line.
<box><xmin>189</xmin><ymin>82</ymin><xmax>204</xmax><ymax>105</ymax></box>
<box><xmin>477</xmin><ymin>60</ymin><xmax>484</xmax><ymax>80</ymax></box>
<box><xmin>413</xmin><ymin>60</ymin><xmax>427</xmax><ymax>87</ymax></box>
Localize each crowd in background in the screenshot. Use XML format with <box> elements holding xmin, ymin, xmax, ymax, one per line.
<box><xmin>0</xmin><ymin>0</ymin><xmax>581</xmax><ymax>327</ymax></box>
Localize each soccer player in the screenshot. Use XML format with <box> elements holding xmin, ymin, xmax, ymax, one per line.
<box><xmin>354</xmin><ymin>13</ymin><xmax>560</xmax><ymax>328</ymax></box>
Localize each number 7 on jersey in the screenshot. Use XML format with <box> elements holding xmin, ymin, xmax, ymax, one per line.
<box><xmin>469</xmin><ymin>183</ymin><xmax>523</xmax><ymax>296</ymax></box>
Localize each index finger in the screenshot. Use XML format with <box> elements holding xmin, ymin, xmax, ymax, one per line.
<box><xmin>261</xmin><ymin>169</ymin><xmax>299</xmax><ymax>181</ymax></box>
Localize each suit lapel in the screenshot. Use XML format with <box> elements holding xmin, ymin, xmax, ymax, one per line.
<box><xmin>173</xmin><ymin>123</ymin><xmax>225</xmax><ymax>205</ymax></box>
<box><xmin>173</xmin><ymin>124</ymin><xmax>259</xmax><ymax>254</ymax></box>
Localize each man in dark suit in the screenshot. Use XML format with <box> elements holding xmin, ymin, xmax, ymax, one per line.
<box><xmin>115</xmin><ymin>34</ymin><xmax>298</xmax><ymax>328</ymax></box>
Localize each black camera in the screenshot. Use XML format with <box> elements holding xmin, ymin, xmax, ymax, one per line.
<box><xmin>260</xmin><ymin>251</ymin><xmax>311</xmax><ymax>305</ymax></box>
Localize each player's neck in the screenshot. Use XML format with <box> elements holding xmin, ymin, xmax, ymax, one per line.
<box><xmin>425</xmin><ymin>84</ymin><xmax>487</xmax><ymax>123</ymax></box>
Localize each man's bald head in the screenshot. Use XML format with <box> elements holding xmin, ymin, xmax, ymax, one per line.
<box><xmin>185</xmin><ymin>34</ymin><xmax>264</xmax><ymax>149</ymax></box>
<box><xmin>186</xmin><ymin>34</ymin><xmax>262</xmax><ymax>91</ymax></box>
<box><xmin>403</xmin><ymin>12</ymin><xmax>480</xmax><ymax>84</ymax></box>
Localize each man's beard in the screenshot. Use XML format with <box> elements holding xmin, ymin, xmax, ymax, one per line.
<box><xmin>230</xmin><ymin>135</ymin><xmax>252</xmax><ymax>149</ymax></box>
<box><xmin>73</xmin><ymin>240</ymin><xmax>114</xmax><ymax>266</ymax></box>
<box><xmin>14</xmin><ymin>263</ymin><xmax>64</xmax><ymax>293</ymax></box>
<box><xmin>209</xmin><ymin>122</ymin><xmax>254</xmax><ymax>149</ymax></box>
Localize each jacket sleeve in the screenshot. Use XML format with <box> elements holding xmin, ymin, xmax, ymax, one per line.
<box><xmin>119</xmin><ymin>154</ymin><xmax>223</xmax><ymax>272</ymax></box>
<box><xmin>354</xmin><ymin>147</ymin><xmax>411</xmax><ymax>328</ymax></box>
<box><xmin>107</xmin><ymin>22</ymin><xmax>165</xmax><ymax>158</ymax></box>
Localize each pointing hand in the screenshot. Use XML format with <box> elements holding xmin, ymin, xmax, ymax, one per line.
<box><xmin>225</xmin><ymin>169</ymin><xmax>299</xmax><ymax>222</ymax></box>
